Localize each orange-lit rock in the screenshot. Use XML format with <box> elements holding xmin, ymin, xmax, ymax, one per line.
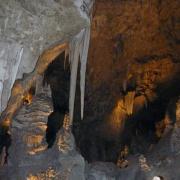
<box><xmin>23</xmin><ymin>93</ymin><xmax>33</xmax><ymax>105</ymax></box>
<box><xmin>83</xmin><ymin>0</ymin><xmax>180</xmax><ymax>136</ymax></box>
<box><xmin>0</xmin><ymin>43</ymin><xmax>68</xmax><ymax>129</ymax></box>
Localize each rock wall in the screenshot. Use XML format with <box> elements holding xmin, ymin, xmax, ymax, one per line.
<box><xmin>73</xmin><ymin>0</ymin><xmax>180</xmax><ymax>164</ymax></box>
<box><xmin>84</xmin><ymin>0</ymin><xmax>180</xmax><ymax>124</ymax></box>
<box><xmin>0</xmin><ymin>0</ymin><xmax>88</xmax><ymax>113</ymax></box>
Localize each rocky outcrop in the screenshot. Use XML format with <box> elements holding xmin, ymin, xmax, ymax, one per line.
<box><xmin>0</xmin><ymin>0</ymin><xmax>87</xmax><ymax>114</ymax></box>
<box><xmin>0</xmin><ymin>88</ymin><xmax>85</xmax><ymax>180</ymax></box>
<box><xmin>85</xmin><ymin>0</ymin><xmax>180</xmax><ymax>123</ymax></box>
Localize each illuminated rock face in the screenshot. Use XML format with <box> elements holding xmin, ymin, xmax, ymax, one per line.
<box><xmin>76</xmin><ymin>0</ymin><xmax>180</xmax><ymax>159</ymax></box>
<box><xmin>85</xmin><ymin>0</ymin><xmax>180</xmax><ymax>124</ymax></box>
<box><xmin>0</xmin><ymin>0</ymin><xmax>87</xmax><ymax>113</ymax></box>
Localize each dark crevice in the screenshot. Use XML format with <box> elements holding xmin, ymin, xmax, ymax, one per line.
<box><xmin>0</xmin><ymin>126</ymin><xmax>11</xmax><ymax>165</ymax></box>
<box><xmin>44</xmin><ymin>51</ymin><xmax>70</xmax><ymax>148</ymax></box>
<box><xmin>46</xmin><ymin>111</ymin><xmax>64</xmax><ymax>148</ymax></box>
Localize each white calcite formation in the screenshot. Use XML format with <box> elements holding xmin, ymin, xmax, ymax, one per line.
<box><xmin>152</xmin><ymin>177</ymin><xmax>161</xmax><ymax>180</ymax></box>
<box><xmin>69</xmin><ymin>27</ymin><xmax>91</xmax><ymax>123</ymax></box>
<box><xmin>69</xmin><ymin>0</ymin><xmax>94</xmax><ymax>123</ymax></box>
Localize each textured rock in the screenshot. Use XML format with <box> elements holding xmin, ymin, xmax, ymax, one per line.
<box><xmin>0</xmin><ymin>0</ymin><xmax>88</xmax><ymax>113</ymax></box>
<box><xmin>0</xmin><ymin>89</ymin><xmax>85</xmax><ymax>180</ymax></box>
<box><xmin>0</xmin><ymin>0</ymin><xmax>180</xmax><ymax>179</ymax></box>
<box><xmin>176</xmin><ymin>97</ymin><xmax>180</xmax><ymax>127</ymax></box>
<box><xmin>73</xmin><ymin>0</ymin><xmax>180</xmax><ymax>162</ymax></box>
<box><xmin>85</xmin><ymin>0</ymin><xmax>180</xmax><ymax>124</ymax></box>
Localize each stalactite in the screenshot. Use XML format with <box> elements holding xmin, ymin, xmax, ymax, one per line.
<box><xmin>0</xmin><ymin>81</ymin><xmax>3</xmax><ymax>113</ymax></box>
<box><xmin>69</xmin><ymin>27</ymin><xmax>90</xmax><ymax>124</ymax></box>
<box><xmin>80</xmin><ymin>27</ymin><xmax>90</xmax><ymax>120</ymax></box>
<box><xmin>0</xmin><ymin>0</ymin><xmax>93</xmax><ymax>127</ymax></box>
<box><xmin>69</xmin><ymin>30</ymin><xmax>83</xmax><ymax>124</ymax></box>
<box><xmin>69</xmin><ymin>0</ymin><xmax>94</xmax><ymax>124</ymax></box>
<box><xmin>68</xmin><ymin>0</ymin><xmax>94</xmax><ymax>124</ymax></box>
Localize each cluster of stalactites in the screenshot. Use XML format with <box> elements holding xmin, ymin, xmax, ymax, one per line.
<box><xmin>68</xmin><ymin>0</ymin><xmax>94</xmax><ymax>124</ymax></box>
<box><xmin>68</xmin><ymin>27</ymin><xmax>90</xmax><ymax>125</ymax></box>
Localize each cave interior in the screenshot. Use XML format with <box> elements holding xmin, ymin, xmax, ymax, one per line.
<box><xmin>41</xmin><ymin>0</ymin><xmax>180</xmax><ymax>166</ymax></box>
<box><xmin>0</xmin><ymin>0</ymin><xmax>180</xmax><ymax>179</ymax></box>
